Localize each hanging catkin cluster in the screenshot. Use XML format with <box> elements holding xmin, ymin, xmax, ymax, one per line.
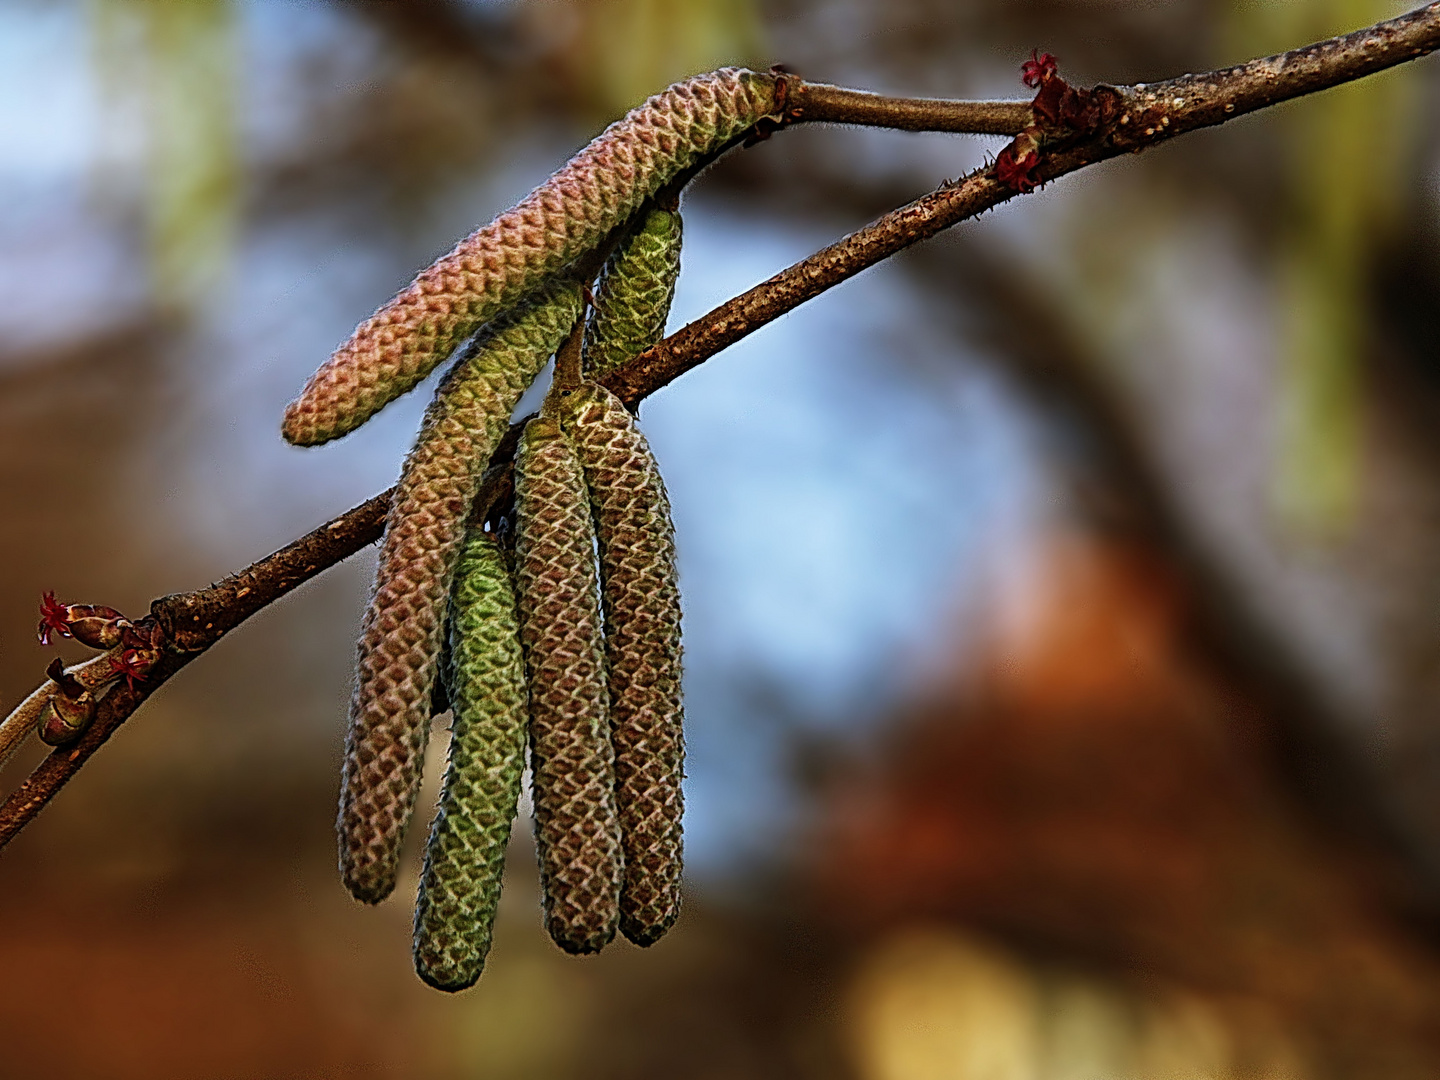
<box><xmin>409</xmin><ymin>201</ymin><xmax>687</xmax><ymax>976</ymax></box>
<box><xmin>300</xmin><ymin>67</ymin><xmax>713</xmax><ymax>989</ymax></box>
<box><xmin>282</xmin><ymin>69</ymin><xmax>777</xmax><ymax>447</ymax></box>
<box><xmin>338</xmin><ymin>282</ymin><xmax>582</xmax><ymax>905</ymax></box>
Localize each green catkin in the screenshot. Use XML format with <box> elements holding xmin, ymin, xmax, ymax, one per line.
<box><xmin>282</xmin><ymin>68</ymin><xmax>779</xmax><ymax>447</ymax></box>
<box><xmin>412</xmin><ymin>530</ymin><xmax>529</xmax><ymax>992</ymax></box>
<box><xmin>337</xmin><ymin>281</ymin><xmax>582</xmax><ymax>906</ymax></box>
<box><xmin>582</xmin><ymin>206</ymin><xmax>683</xmax><ymax>378</ymax></box>
<box><xmin>513</xmin><ymin>413</ymin><xmax>623</xmax><ymax>954</ymax></box>
<box><xmin>559</xmin><ymin>383</ymin><xmax>685</xmax><ymax>946</ymax></box>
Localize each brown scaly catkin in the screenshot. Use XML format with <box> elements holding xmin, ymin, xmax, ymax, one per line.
<box><xmin>412</xmin><ymin>529</ymin><xmax>529</xmax><ymax>991</ymax></box>
<box><xmin>338</xmin><ymin>282</ymin><xmax>582</xmax><ymax>905</ymax></box>
<box><xmin>559</xmin><ymin>383</ymin><xmax>685</xmax><ymax>946</ymax></box>
<box><xmin>513</xmin><ymin>413</ymin><xmax>623</xmax><ymax>953</ymax></box>
<box><xmin>283</xmin><ymin>68</ymin><xmax>780</xmax><ymax>447</ymax></box>
<box><xmin>582</xmin><ymin>206</ymin><xmax>683</xmax><ymax>378</ymax></box>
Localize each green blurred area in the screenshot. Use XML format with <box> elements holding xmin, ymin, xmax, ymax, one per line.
<box><xmin>91</xmin><ymin>0</ymin><xmax>237</xmax><ymax>315</ymax></box>
<box><xmin>1230</xmin><ymin>0</ymin><xmax>1417</xmax><ymax>533</ymax></box>
<box><xmin>565</xmin><ymin>0</ymin><xmax>767</xmax><ymax>116</ymax></box>
<box><xmin>86</xmin><ymin>0</ymin><xmax>765</xmax><ymax>311</ymax></box>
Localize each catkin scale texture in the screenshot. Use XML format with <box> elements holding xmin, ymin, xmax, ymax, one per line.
<box><xmin>514</xmin><ymin>415</ymin><xmax>623</xmax><ymax>953</ymax></box>
<box><xmin>560</xmin><ymin>385</ymin><xmax>685</xmax><ymax>946</ymax></box>
<box><xmin>582</xmin><ymin>207</ymin><xmax>683</xmax><ymax>378</ymax></box>
<box><xmin>283</xmin><ymin>68</ymin><xmax>778</xmax><ymax>447</ymax></box>
<box><xmin>338</xmin><ymin>283</ymin><xmax>582</xmax><ymax>906</ymax></box>
<box><xmin>412</xmin><ymin>531</ymin><xmax>529</xmax><ymax>992</ymax></box>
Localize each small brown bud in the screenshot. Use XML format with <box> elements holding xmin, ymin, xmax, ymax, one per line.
<box><xmin>68</xmin><ymin>612</ymin><xmax>129</xmax><ymax>650</ymax></box>
<box><xmin>39</xmin><ymin>659</ymin><xmax>96</xmax><ymax>746</ymax></box>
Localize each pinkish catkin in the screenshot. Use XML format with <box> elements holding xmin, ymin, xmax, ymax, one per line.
<box><xmin>283</xmin><ymin>68</ymin><xmax>780</xmax><ymax>447</ymax></box>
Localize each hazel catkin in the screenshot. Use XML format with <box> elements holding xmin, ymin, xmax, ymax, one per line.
<box><xmin>283</xmin><ymin>68</ymin><xmax>779</xmax><ymax>447</ymax></box>
<box><xmin>582</xmin><ymin>206</ymin><xmax>683</xmax><ymax>378</ymax></box>
<box><xmin>337</xmin><ymin>281</ymin><xmax>582</xmax><ymax>906</ymax></box>
<box><xmin>559</xmin><ymin>383</ymin><xmax>685</xmax><ymax>946</ymax></box>
<box><xmin>412</xmin><ymin>529</ymin><xmax>529</xmax><ymax>992</ymax></box>
<box><xmin>513</xmin><ymin>412</ymin><xmax>623</xmax><ymax>954</ymax></box>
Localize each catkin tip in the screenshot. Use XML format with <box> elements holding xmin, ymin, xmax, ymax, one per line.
<box><xmin>547</xmin><ymin>924</ymin><xmax>616</xmax><ymax>956</ymax></box>
<box><xmin>415</xmin><ymin>964</ymin><xmax>481</xmax><ymax>993</ymax></box>
<box><xmin>343</xmin><ymin>868</ymin><xmax>398</xmax><ymax>906</ymax></box>
<box><xmin>621</xmin><ymin>918</ymin><xmax>675</xmax><ymax>948</ymax></box>
<box><xmin>280</xmin><ymin>414</ymin><xmax>306</xmax><ymax>447</ymax></box>
<box><xmin>281</xmin><ymin>399</ymin><xmax>328</xmax><ymax>446</ymax></box>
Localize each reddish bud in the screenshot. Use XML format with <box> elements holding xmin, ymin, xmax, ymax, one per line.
<box><xmin>1025</xmin><ymin>56</ymin><xmax>1109</xmax><ymax>136</ymax></box>
<box><xmin>995</xmin><ymin>135</ymin><xmax>1042</xmax><ymax>193</ymax></box>
<box><xmin>108</xmin><ymin>649</ymin><xmax>159</xmax><ymax>693</ymax></box>
<box><xmin>37</xmin><ymin>592</ymin><xmax>128</xmax><ymax>649</ymax></box>
<box><xmin>38</xmin><ymin>591</ymin><xmax>70</xmax><ymax>646</ymax></box>
<box><xmin>1032</xmin><ymin>77</ymin><xmax>1068</xmax><ymax>126</ymax></box>
<box><xmin>1059</xmin><ymin>85</ymin><xmax>1103</xmax><ymax>133</ymax></box>
<box><xmin>1021</xmin><ymin>50</ymin><xmax>1058</xmax><ymax>88</ymax></box>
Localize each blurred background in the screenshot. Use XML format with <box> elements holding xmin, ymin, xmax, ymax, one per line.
<box><xmin>3</xmin><ymin>0</ymin><xmax>1440</xmax><ymax>1076</ymax></box>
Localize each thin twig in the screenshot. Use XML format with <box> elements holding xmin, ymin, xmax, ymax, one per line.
<box><xmin>2</xmin><ymin>3</ymin><xmax>1438</xmax><ymax>850</ymax></box>
<box><xmin>791</xmin><ymin>82</ymin><xmax>1033</xmax><ymax>135</ymax></box>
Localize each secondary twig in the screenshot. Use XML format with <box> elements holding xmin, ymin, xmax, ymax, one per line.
<box><xmin>790</xmin><ymin>82</ymin><xmax>1033</xmax><ymax>135</ymax></box>
<box><xmin>2</xmin><ymin>3</ymin><xmax>1438</xmax><ymax>850</ymax></box>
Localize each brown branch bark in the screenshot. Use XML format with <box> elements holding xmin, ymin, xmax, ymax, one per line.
<box><xmin>2</xmin><ymin>2</ymin><xmax>1438</xmax><ymax>851</ymax></box>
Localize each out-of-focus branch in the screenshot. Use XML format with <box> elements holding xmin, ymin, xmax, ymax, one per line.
<box><xmin>2</xmin><ymin>3</ymin><xmax>1438</xmax><ymax>850</ymax></box>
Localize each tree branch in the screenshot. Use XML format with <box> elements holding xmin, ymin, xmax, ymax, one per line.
<box><xmin>3</xmin><ymin>2</ymin><xmax>1438</xmax><ymax>851</ymax></box>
